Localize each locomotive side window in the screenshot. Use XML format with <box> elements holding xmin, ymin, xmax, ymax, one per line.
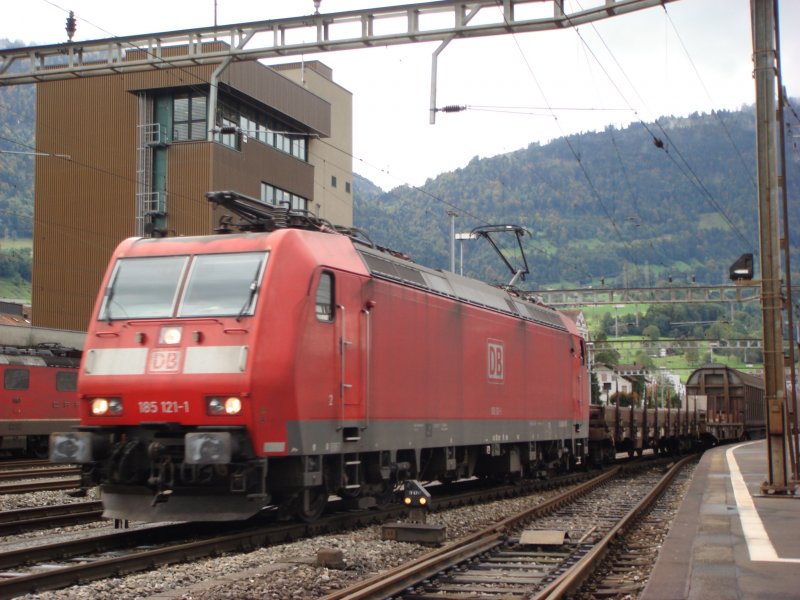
<box><xmin>315</xmin><ymin>272</ymin><xmax>335</xmax><ymax>322</ymax></box>
<box><xmin>4</xmin><ymin>368</ymin><xmax>29</xmax><ymax>390</ymax></box>
<box><xmin>179</xmin><ymin>252</ymin><xmax>267</xmax><ymax>317</ymax></box>
<box><xmin>99</xmin><ymin>256</ymin><xmax>188</xmax><ymax>320</ymax></box>
<box><xmin>56</xmin><ymin>371</ymin><xmax>78</xmax><ymax>392</ymax></box>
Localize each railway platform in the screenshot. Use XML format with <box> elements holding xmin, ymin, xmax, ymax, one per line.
<box><xmin>642</xmin><ymin>440</ymin><xmax>800</xmax><ymax>599</ymax></box>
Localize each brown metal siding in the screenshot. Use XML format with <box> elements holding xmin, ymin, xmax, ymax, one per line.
<box><xmin>125</xmin><ymin>61</ymin><xmax>330</xmax><ymax>135</ymax></box>
<box><xmin>33</xmin><ymin>60</ymin><xmax>330</xmax><ymax>331</ymax></box>
<box><xmin>164</xmin><ymin>142</ymin><xmax>213</xmax><ymax>235</ymax></box>
<box><xmin>34</xmin><ymin>75</ymin><xmax>139</xmax><ymax>331</ymax></box>
<box><xmin>123</xmin><ymin>65</ymin><xmax>216</xmax><ymax>93</ymax></box>
<box><xmin>220</xmin><ymin>62</ymin><xmax>331</xmax><ymax>136</ymax></box>
<box><xmin>211</xmin><ymin>139</ymin><xmax>314</xmax><ymax>201</ymax></box>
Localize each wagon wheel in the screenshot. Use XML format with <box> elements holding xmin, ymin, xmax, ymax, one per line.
<box><xmin>293</xmin><ymin>486</ymin><xmax>328</xmax><ymax>522</ymax></box>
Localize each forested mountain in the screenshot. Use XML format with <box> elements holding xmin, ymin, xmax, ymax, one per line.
<box><xmin>354</xmin><ymin>106</ymin><xmax>800</xmax><ymax>291</ymax></box>
<box><xmin>0</xmin><ymin>39</ymin><xmax>35</xmax><ymax>239</ymax></box>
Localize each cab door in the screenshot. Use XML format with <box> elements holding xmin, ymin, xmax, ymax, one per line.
<box><xmin>335</xmin><ymin>272</ymin><xmax>366</xmax><ymax>427</ymax></box>
<box><xmin>0</xmin><ymin>367</ymin><xmax>28</xmax><ymax>438</ymax></box>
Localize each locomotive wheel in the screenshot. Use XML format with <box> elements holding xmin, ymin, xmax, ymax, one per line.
<box><xmin>374</xmin><ymin>480</ymin><xmax>395</xmax><ymax>506</ymax></box>
<box><xmin>294</xmin><ymin>486</ymin><xmax>328</xmax><ymax>522</ymax></box>
<box><xmin>29</xmin><ymin>437</ymin><xmax>49</xmax><ymax>459</ymax></box>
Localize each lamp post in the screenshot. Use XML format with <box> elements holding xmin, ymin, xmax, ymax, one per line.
<box><xmin>454</xmin><ymin>232</ymin><xmax>476</xmax><ymax>276</ymax></box>
<box><xmin>447</xmin><ymin>212</ymin><xmax>457</xmax><ymax>273</ymax></box>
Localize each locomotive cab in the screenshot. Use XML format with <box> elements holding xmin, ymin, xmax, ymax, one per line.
<box><xmin>50</xmin><ymin>234</ymin><xmax>279</xmax><ymax>520</ymax></box>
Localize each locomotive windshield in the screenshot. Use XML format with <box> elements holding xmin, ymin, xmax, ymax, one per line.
<box><xmin>98</xmin><ymin>252</ymin><xmax>268</xmax><ymax>321</ymax></box>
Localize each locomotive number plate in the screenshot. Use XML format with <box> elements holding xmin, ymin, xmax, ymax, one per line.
<box><xmin>148</xmin><ymin>349</ymin><xmax>182</xmax><ymax>373</ymax></box>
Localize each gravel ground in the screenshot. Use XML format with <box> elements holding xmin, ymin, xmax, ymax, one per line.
<box><xmin>0</xmin><ymin>487</ymin><xmax>97</xmax><ymax>512</ymax></box>
<box><xmin>10</xmin><ymin>490</ymin><xmax>551</xmax><ymax>600</ymax></box>
<box><xmin>6</xmin><ymin>465</ymin><xmax>694</xmax><ymax>600</ymax></box>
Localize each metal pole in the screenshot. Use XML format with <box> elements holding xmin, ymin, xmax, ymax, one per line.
<box><xmin>751</xmin><ymin>0</ymin><xmax>791</xmax><ymax>493</ymax></box>
<box><xmin>448</xmin><ymin>212</ymin><xmax>457</xmax><ymax>273</ymax></box>
<box><xmin>773</xmin><ymin>0</ymin><xmax>799</xmax><ymax>482</ymax></box>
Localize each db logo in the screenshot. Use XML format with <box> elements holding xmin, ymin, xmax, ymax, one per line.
<box><xmin>487</xmin><ymin>340</ymin><xmax>504</xmax><ymax>383</ymax></box>
<box><xmin>148</xmin><ymin>349</ymin><xmax>181</xmax><ymax>373</ymax></box>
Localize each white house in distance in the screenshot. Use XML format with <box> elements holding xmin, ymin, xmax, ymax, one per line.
<box><xmin>594</xmin><ymin>363</ymin><xmax>635</xmax><ymax>405</ymax></box>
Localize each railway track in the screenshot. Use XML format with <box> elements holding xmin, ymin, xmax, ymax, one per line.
<box><xmin>0</xmin><ymin>467</ymin><xmax>602</xmax><ymax>597</ymax></box>
<box><xmin>0</xmin><ymin>461</ymin><xmax>83</xmax><ymax>494</ymax></box>
<box><xmin>0</xmin><ymin>466</ymin><xmax>80</xmax><ymax>481</ymax></box>
<box><xmin>0</xmin><ymin>478</ymin><xmax>83</xmax><ymax>495</ymax></box>
<box><xmin>319</xmin><ymin>456</ymin><xmax>696</xmax><ymax>599</ymax></box>
<box><xmin>0</xmin><ymin>459</ymin><xmax>53</xmax><ymax>470</ymax></box>
<box><xmin>0</xmin><ymin>501</ymin><xmax>104</xmax><ymax>535</ymax></box>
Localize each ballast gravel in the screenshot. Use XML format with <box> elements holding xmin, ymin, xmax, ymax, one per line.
<box><xmin>9</xmin><ymin>490</ymin><xmax>548</xmax><ymax>600</ymax></box>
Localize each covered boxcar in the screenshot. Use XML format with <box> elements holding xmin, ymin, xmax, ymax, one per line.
<box><xmin>685</xmin><ymin>364</ymin><xmax>765</xmax><ymax>441</ymax></box>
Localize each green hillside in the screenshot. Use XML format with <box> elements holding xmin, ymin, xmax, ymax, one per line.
<box><xmin>354</xmin><ymin>106</ymin><xmax>800</xmax><ymax>292</ymax></box>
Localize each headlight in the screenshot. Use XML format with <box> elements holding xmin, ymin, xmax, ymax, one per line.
<box><xmin>90</xmin><ymin>397</ymin><xmax>122</xmax><ymax>416</ymax></box>
<box><xmin>206</xmin><ymin>396</ymin><xmax>242</xmax><ymax>416</ymax></box>
<box><xmin>159</xmin><ymin>326</ymin><xmax>183</xmax><ymax>345</ymax></box>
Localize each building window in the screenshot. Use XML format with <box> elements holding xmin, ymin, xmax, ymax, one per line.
<box><xmin>345</xmin><ymin>181</ymin><xmax>351</xmax><ymax>194</ymax></box>
<box><xmin>216</xmin><ymin>97</ymin><xmax>309</xmax><ymax>160</ymax></box>
<box><xmin>173</xmin><ymin>93</ymin><xmax>207</xmax><ymax>141</ymax></box>
<box><xmin>331</xmin><ymin>175</ymin><xmax>337</xmax><ymax>188</ymax></box>
<box><xmin>261</xmin><ymin>182</ymin><xmax>309</xmax><ymax>212</ymax></box>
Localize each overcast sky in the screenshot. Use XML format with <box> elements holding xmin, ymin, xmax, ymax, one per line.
<box><xmin>1</xmin><ymin>0</ymin><xmax>798</xmax><ymax>191</ymax></box>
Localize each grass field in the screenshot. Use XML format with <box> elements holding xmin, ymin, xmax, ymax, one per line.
<box><xmin>0</xmin><ymin>238</ymin><xmax>32</xmax><ymax>302</ymax></box>
<box><xmin>0</xmin><ymin>238</ymin><xmax>32</xmax><ymax>250</ymax></box>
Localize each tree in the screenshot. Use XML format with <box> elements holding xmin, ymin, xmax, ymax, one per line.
<box><xmin>642</xmin><ymin>324</ymin><xmax>660</xmax><ymax>341</ymax></box>
<box><xmin>685</xmin><ymin>346</ymin><xmax>700</xmax><ymax>365</ymax></box>
<box><xmin>594</xmin><ymin>346</ymin><xmax>620</xmax><ymax>366</ymax></box>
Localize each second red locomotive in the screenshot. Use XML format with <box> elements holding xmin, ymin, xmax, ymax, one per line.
<box><xmin>51</xmin><ymin>191</ymin><xmax>590</xmax><ymax>522</ymax></box>
<box><xmin>0</xmin><ymin>343</ymin><xmax>80</xmax><ymax>457</ymax></box>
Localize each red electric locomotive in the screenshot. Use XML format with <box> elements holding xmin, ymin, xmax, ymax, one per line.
<box><xmin>1</xmin><ymin>344</ymin><xmax>80</xmax><ymax>457</ymax></box>
<box><xmin>51</xmin><ymin>191</ymin><xmax>590</xmax><ymax>522</ymax></box>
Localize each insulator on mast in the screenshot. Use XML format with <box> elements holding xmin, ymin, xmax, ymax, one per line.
<box><xmin>438</xmin><ymin>105</ymin><xmax>466</xmax><ymax>113</ymax></box>
<box><xmin>65</xmin><ymin>11</ymin><xmax>77</xmax><ymax>41</ymax></box>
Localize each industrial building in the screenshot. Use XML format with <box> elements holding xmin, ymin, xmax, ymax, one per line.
<box><xmin>33</xmin><ymin>46</ymin><xmax>352</xmax><ymax>331</ymax></box>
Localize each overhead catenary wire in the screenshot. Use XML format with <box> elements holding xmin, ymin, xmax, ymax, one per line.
<box><xmin>565</xmin><ymin>0</ymin><xmax>755</xmax><ymax>253</ymax></box>
<box><xmin>488</xmin><ymin>1</ymin><xmax>643</xmax><ymax>276</ymax></box>
<box><xmin>663</xmin><ymin>7</ymin><xmax>758</xmax><ymax>192</ymax></box>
